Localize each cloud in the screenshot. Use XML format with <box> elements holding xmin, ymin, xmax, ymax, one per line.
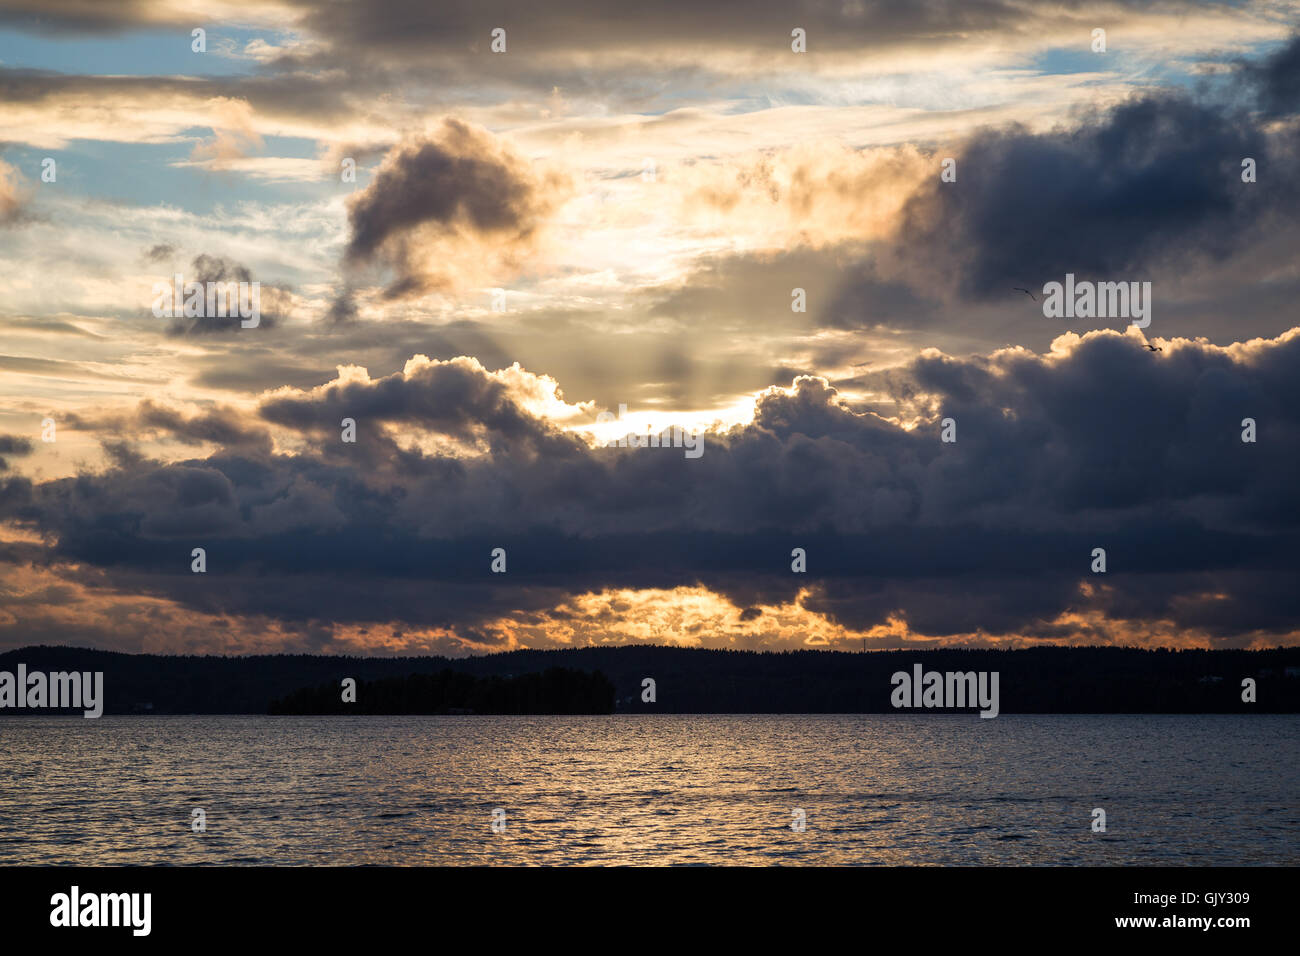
<box><xmin>4</xmin><ymin>328</ymin><xmax>1298</xmax><ymax>649</ymax></box>
<box><xmin>886</xmin><ymin>90</ymin><xmax>1299</xmax><ymax>300</ymax></box>
<box><xmin>0</xmin><ymin>158</ymin><xmax>28</xmax><ymax>226</ymax></box>
<box><xmin>163</xmin><ymin>254</ymin><xmax>287</xmax><ymax>335</ymax></box>
<box><xmin>674</xmin><ymin>142</ymin><xmax>931</xmax><ymax>249</ymax></box>
<box><xmin>0</xmin><ymin>434</ymin><xmax>34</xmax><ymax>472</ymax></box>
<box><xmin>258</xmin><ymin>354</ymin><xmax>592</xmax><ymax>456</ymax></box>
<box><xmin>342</xmin><ymin>119</ymin><xmax>571</xmax><ymax>298</ymax></box>
<box><xmin>3</xmin><ymin>9</ymin><xmax>1299</xmax><ymax>656</ymax></box>
<box><xmin>1238</xmin><ymin>31</ymin><xmax>1300</xmax><ymax>117</ymax></box>
<box><xmin>136</xmin><ymin>401</ymin><xmax>274</xmax><ymax>452</ymax></box>
<box><xmin>185</xmin><ymin>97</ymin><xmax>265</xmax><ymax>167</ymax></box>
<box><xmin>0</xmin><ymin>353</ymin><xmax>166</xmax><ymax>383</ymax></box>
<box><xmin>274</xmin><ymin>0</ymin><xmax>1296</xmax><ymax>86</ymax></box>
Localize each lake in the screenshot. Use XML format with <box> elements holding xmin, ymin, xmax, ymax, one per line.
<box><xmin>1</xmin><ymin>714</ymin><xmax>1295</xmax><ymax>865</ymax></box>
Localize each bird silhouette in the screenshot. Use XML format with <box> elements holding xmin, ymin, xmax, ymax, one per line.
<box><xmin>1145</xmin><ymin>344</ymin><xmax>1162</xmax><ymax>352</ymax></box>
<box><xmin>1013</xmin><ymin>287</ymin><xmax>1036</xmax><ymax>301</ymax></box>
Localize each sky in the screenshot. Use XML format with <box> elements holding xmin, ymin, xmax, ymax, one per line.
<box><xmin>0</xmin><ymin>0</ymin><xmax>1298</xmax><ymax>656</ymax></box>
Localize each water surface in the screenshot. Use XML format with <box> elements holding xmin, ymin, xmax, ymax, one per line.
<box><xmin>1</xmin><ymin>714</ymin><xmax>1295</xmax><ymax>865</ymax></box>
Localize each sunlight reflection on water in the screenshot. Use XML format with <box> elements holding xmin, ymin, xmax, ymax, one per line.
<box><xmin>1</xmin><ymin>714</ymin><xmax>1295</xmax><ymax>865</ymax></box>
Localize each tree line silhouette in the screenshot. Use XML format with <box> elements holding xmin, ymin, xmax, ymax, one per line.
<box><xmin>268</xmin><ymin>667</ymin><xmax>615</xmax><ymax>714</ymax></box>
<box><xmin>1</xmin><ymin>644</ymin><xmax>1297</xmax><ymax>714</ymax></box>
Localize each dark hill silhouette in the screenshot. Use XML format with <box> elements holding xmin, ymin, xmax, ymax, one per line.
<box><xmin>1</xmin><ymin>644</ymin><xmax>1297</xmax><ymax>714</ymax></box>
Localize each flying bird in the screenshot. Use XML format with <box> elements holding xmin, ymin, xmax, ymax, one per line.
<box><xmin>1145</xmin><ymin>344</ymin><xmax>1162</xmax><ymax>352</ymax></box>
<box><xmin>1013</xmin><ymin>287</ymin><xmax>1036</xmax><ymax>301</ymax></box>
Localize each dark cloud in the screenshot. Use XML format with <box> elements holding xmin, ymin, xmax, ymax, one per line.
<box><xmin>144</xmin><ymin>242</ymin><xmax>174</xmax><ymax>263</ymax></box>
<box><xmin>258</xmin><ymin>355</ymin><xmax>583</xmax><ymax>457</ymax></box>
<box><xmin>0</xmin><ymin>435</ymin><xmax>34</xmax><ymax>455</ymax></box>
<box><xmin>0</xmin><ymin>0</ymin><xmax>1249</xmax><ymax>55</ymax></box>
<box><xmin>135</xmin><ymin>401</ymin><xmax>274</xmax><ymax>452</ymax></box>
<box><xmin>0</xmin><ymin>66</ymin><xmax>360</xmax><ymax>138</ymax></box>
<box><xmin>163</xmin><ymin>254</ymin><xmax>285</xmax><ymax>335</ymax></box>
<box><xmin>5</xmin><ymin>330</ymin><xmax>1298</xmax><ymax>645</ymax></box>
<box><xmin>0</xmin><ymin>0</ymin><xmax>158</xmax><ymax>34</ymax></box>
<box><xmin>0</xmin><ymin>434</ymin><xmax>33</xmax><ymax>472</ymax></box>
<box><xmin>1238</xmin><ymin>32</ymin><xmax>1300</xmax><ymax>117</ymax></box>
<box><xmin>324</xmin><ymin>287</ymin><xmax>357</xmax><ymax>325</ymax></box>
<box><xmin>342</xmin><ymin>119</ymin><xmax>568</xmax><ymax>298</ymax></box>
<box><xmin>890</xmin><ymin>92</ymin><xmax>1298</xmax><ymax>300</ymax></box>
<box><xmin>278</xmin><ymin>0</ymin><xmax>1255</xmax><ymax>68</ymax></box>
